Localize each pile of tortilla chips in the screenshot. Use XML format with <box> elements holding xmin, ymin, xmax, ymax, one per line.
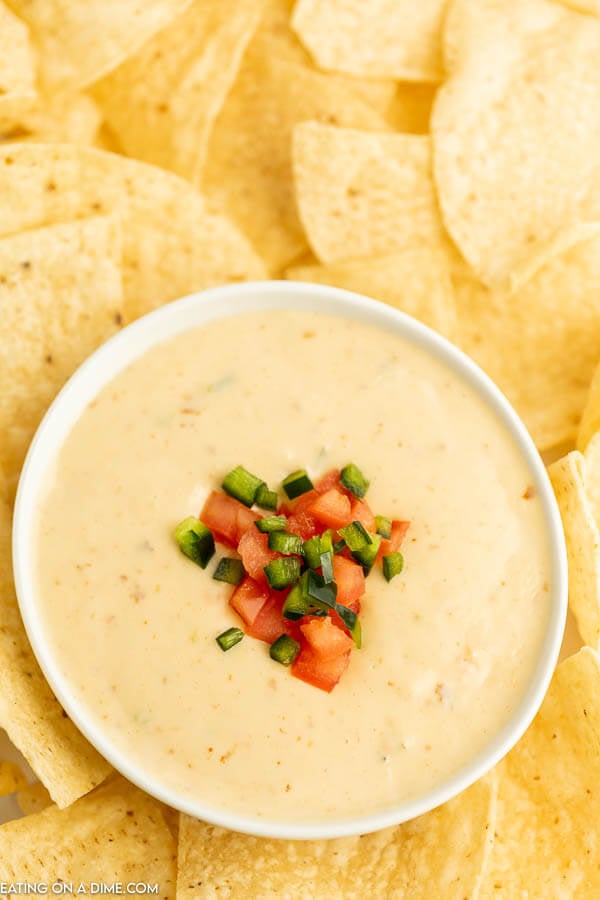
<box><xmin>1</xmin><ymin>0</ymin><xmax>600</xmax><ymax>893</ymax></box>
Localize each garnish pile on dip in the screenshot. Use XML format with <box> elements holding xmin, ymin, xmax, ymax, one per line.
<box><xmin>175</xmin><ymin>463</ymin><xmax>409</xmax><ymax>692</ymax></box>
<box><xmin>34</xmin><ymin>309</ymin><xmax>551</xmax><ymax>824</ymax></box>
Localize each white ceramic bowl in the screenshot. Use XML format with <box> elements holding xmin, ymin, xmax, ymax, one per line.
<box><xmin>13</xmin><ymin>280</ymin><xmax>567</xmax><ymax>840</ymax></box>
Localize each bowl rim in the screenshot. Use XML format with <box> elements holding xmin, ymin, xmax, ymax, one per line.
<box><xmin>12</xmin><ymin>279</ymin><xmax>568</xmax><ymax>840</ymax></box>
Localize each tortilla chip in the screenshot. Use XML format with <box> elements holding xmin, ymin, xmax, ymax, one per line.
<box><xmin>0</xmin><ymin>144</ymin><xmax>266</xmax><ymax>324</ymax></box>
<box><xmin>16</xmin><ymin>782</ymin><xmax>52</xmax><ymax>816</ymax></box>
<box><xmin>0</xmin><ymin>492</ymin><xmax>112</xmax><ymax>807</ymax></box>
<box><xmin>291</xmin><ymin>0</ymin><xmax>447</xmax><ymax>82</ymax></box>
<box><xmin>433</xmin><ymin>0</ymin><xmax>600</xmax><ymax>290</ymax></box>
<box><xmin>0</xmin><ymin>93</ymin><xmax>101</xmax><ymax>146</ymax></box>
<box><xmin>577</xmin><ymin>360</ymin><xmax>600</xmax><ymax>451</ymax></box>
<box><xmin>293</xmin><ymin>124</ymin><xmax>450</xmax><ymax>264</ymax></box>
<box><xmin>0</xmin><ymin>776</ymin><xmax>176</xmax><ymax>888</ymax></box>
<box><xmin>0</xmin><ymin>761</ymin><xmax>27</xmax><ymax>798</ymax></box>
<box><xmin>481</xmin><ymin>648</ymin><xmax>600</xmax><ymax>896</ymax></box>
<box><xmin>92</xmin><ymin>0</ymin><xmax>265</xmax><ymax>182</ymax></box>
<box><xmin>202</xmin><ymin>5</ymin><xmax>388</xmax><ymax>272</ymax></box>
<box><xmin>584</xmin><ymin>432</ymin><xmax>600</xmax><ymax>531</ymax></box>
<box><xmin>0</xmin><ymin>216</ymin><xmax>124</xmax><ymax>483</ymax></box>
<box><xmin>556</xmin><ymin>0</ymin><xmax>600</xmax><ymax>12</ymax></box>
<box><xmin>548</xmin><ymin>453</ymin><xmax>600</xmax><ymax>649</ymax></box>
<box><xmin>0</xmin><ymin>2</ymin><xmax>36</xmax><ymax>120</ymax></box>
<box><xmin>178</xmin><ymin>772</ymin><xmax>497</xmax><ymax>899</ymax></box>
<box><xmin>455</xmin><ymin>223</ymin><xmax>600</xmax><ymax>450</ymax></box>
<box><xmin>287</xmin><ymin>247</ymin><xmax>457</xmax><ymax>339</ymax></box>
<box><xmin>8</xmin><ymin>0</ymin><xmax>192</xmax><ymax>93</ymax></box>
<box><xmin>385</xmin><ymin>82</ymin><xmax>438</xmax><ymax>134</ymax></box>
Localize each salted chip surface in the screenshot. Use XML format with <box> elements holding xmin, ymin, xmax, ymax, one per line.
<box><xmin>0</xmin><ymin>492</ymin><xmax>112</xmax><ymax>807</ymax></box>
<box><xmin>0</xmin><ymin>93</ymin><xmax>101</xmax><ymax>147</ymax></box>
<box><xmin>93</xmin><ymin>0</ymin><xmax>265</xmax><ymax>182</ymax></box>
<box><xmin>8</xmin><ymin>0</ymin><xmax>193</xmax><ymax>93</ymax></box>
<box><xmin>202</xmin><ymin>3</ymin><xmax>388</xmax><ymax>271</ymax></box>
<box><xmin>433</xmin><ymin>0</ymin><xmax>600</xmax><ymax>290</ymax></box>
<box><xmin>287</xmin><ymin>248</ymin><xmax>457</xmax><ymax>339</ymax></box>
<box><xmin>548</xmin><ymin>453</ymin><xmax>600</xmax><ymax>650</ymax></box>
<box><xmin>0</xmin><ymin>216</ymin><xmax>124</xmax><ymax>484</ymax></box>
<box><xmin>0</xmin><ymin>776</ymin><xmax>176</xmax><ymax>889</ymax></box>
<box><xmin>481</xmin><ymin>648</ymin><xmax>600</xmax><ymax>896</ymax></box>
<box><xmin>178</xmin><ymin>772</ymin><xmax>496</xmax><ymax>899</ymax></box>
<box><xmin>291</xmin><ymin>0</ymin><xmax>447</xmax><ymax>82</ymax></box>
<box><xmin>293</xmin><ymin>124</ymin><xmax>448</xmax><ymax>264</ymax></box>
<box><xmin>577</xmin><ymin>360</ymin><xmax>600</xmax><ymax>451</ymax></box>
<box><xmin>0</xmin><ymin>1</ymin><xmax>36</xmax><ymax>120</ymax></box>
<box><xmin>456</xmin><ymin>224</ymin><xmax>600</xmax><ymax>450</ymax></box>
<box><xmin>0</xmin><ymin>144</ymin><xmax>266</xmax><ymax>323</ymax></box>
<box><xmin>0</xmin><ymin>761</ymin><xmax>27</xmax><ymax>798</ymax></box>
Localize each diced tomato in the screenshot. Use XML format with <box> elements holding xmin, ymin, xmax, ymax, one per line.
<box><xmin>237</xmin><ymin>528</ymin><xmax>280</xmax><ymax>583</ymax></box>
<box><xmin>333</xmin><ymin>556</ymin><xmax>366</xmax><ymax>606</ymax></box>
<box><xmin>245</xmin><ymin>592</ymin><xmax>301</xmax><ymax>644</ymax></box>
<box><xmin>291</xmin><ymin>644</ymin><xmax>351</xmax><ymax>692</ymax></box>
<box><xmin>300</xmin><ymin>616</ymin><xmax>354</xmax><ymax>659</ymax></box>
<box><xmin>377</xmin><ymin>519</ymin><xmax>410</xmax><ymax>561</ymax></box>
<box><xmin>308</xmin><ymin>488</ymin><xmax>352</xmax><ymax>530</ymax></box>
<box><xmin>200</xmin><ymin>491</ymin><xmax>259</xmax><ymax>546</ymax></box>
<box><xmin>283</xmin><ymin>488</ymin><xmax>318</xmax><ymax>517</ymax></box>
<box><xmin>314</xmin><ymin>468</ymin><xmax>341</xmax><ymax>493</ymax></box>
<box><xmin>286</xmin><ymin>510</ymin><xmax>320</xmax><ymax>541</ymax></box>
<box><xmin>350</xmin><ymin>498</ymin><xmax>376</xmax><ymax>532</ymax></box>
<box><xmin>229</xmin><ymin>577</ymin><xmax>269</xmax><ymax>626</ymax></box>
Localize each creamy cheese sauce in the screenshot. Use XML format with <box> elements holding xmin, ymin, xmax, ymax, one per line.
<box><xmin>34</xmin><ymin>310</ymin><xmax>551</xmax><ymax>823</ymax></box>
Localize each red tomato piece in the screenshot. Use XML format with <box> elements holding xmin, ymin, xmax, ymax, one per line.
<box><xmin>291</xmin><ymin>644</ymin><xmax>351</xmax><ymax>692</ymax></box>
<box><xmin>314</xmin><ymin>468</ymin><xmax>341</xmax><ymax>493</ymax></box>
<box><xmin>245</xmin><ymin>592</ymin><xmax>301</xmax><ymax>644</ymax></box>
<box><xmin>283</xmin><ymin>488</ymin><xmax>318</xmax><ymax>517</ymax></box>
<box><xmin>377</xmin><ymin>520</ymin><xmax>410</xmax><ymax>561</ymax></box>
<box><xmin>333</xmin><ymin>555</ymin><xmax>366</xmax><ymax>606</ymax></box>
<box><xmin>300</xmin><ymin>616</ymin><xmax>354</xmax><ymax>659</ymax></box>
<box><xmin>229</xmin><ymin>577</ymin><xmax>269</xmax><ymax>626</ymax></box>
<box><xmin>200</xmin><ymin>491</ymin><xmax>260</xmax><ymax>546</ymax></box>
<box><xmin>350</xmin><ymin>498</ymin><xmax>376</xmax><ymax>532</ymax></box>
<box><xmin>308</xmin><ymin>488</ymin><xmax>352</xmax><ymax>530</ymax></box>
<box><xmin>237</xmin><ymin>528</ymin><xmax>280</xmax><ymax>582</ymax></box>
<box><xmin>286</xmin><ymin>510</ymin><xmax>320</xmax><ymax>541</ymax></box>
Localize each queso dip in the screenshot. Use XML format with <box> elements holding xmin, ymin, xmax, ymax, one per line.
<box><xmin>34</xmin><ymin>309</ymin><xmax>550</xmax><ymax>823</ymax></box>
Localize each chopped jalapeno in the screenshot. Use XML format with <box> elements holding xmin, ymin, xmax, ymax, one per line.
<box><xmin>216</xmin><ymin>627</ymin><xmax>244</xmax><ymax>651</ymax></box>
<box><xmin>336</xmin><ymin>604</ymin><xmax>362</xmax><ymax>648</ymax></box>
<box><xmin>340</xmin><ymin>463</ymin><xmax>370</xmax><ymax>499</ymax></box>
<box><xmin>212</xmin><ymin>557</ymin><xmax>245</xmax><ymax>585</ymax></box>
<box><xmin>282</xmin><ymin>468</ymin><xmax>314</xmax><ymax>499</ymax></box>
<box><xmin>222</xmin><ymin>465</ymin><xmax>264</xmax><ymax>507</ymax></box>
<box><xmin>282</xmin><ymin>574</ymin><xmax>310</xmax><ymax>620</ymax></box>
<box><xmin>353</xmin><ymin>533</ymin><xmax>382</xmax><ymax>572</ymax></box>
<box><xmin>264</xmin><ymin>556</ymin><xmax>302</xmax><ymax>590</ymax></box>
<box><xmin>255</xmin><ymin>514</ymin><xmax>288</xmax><ymax>533</ymax></box>
<box><xmin>255</xmin><ymin>484</ymin><xmax>279</xmax><ymax>511</ymax></box>
<box><xmin>174</xmin><ymin>516</ymin><xmax>215</xmax><ymax>568</ymax></box>
<box><xmin>303</xmin><ymin>530</ymin><xmax>334</xmax><ymax>569</ymax></box>
<box><xmin>339</xmin><ymin>520</ymin><xmax>372</xmax><ymax>552</ymax></box>
<box><xmin>267</xmin><ymin>530</ymin><xmax>304</xmax><ymax>555</ymax></box>
<box><xmin>270</xmin><ymin>633</ymin><xmax>301</xmax><ymax>666</ymax></box>
<box><xmin>306</xmin><ymin>570</ymin><xmax>338</xmax><ymax>607</ymax></box>
<box><xmin>383</xmin><ymin>551</ymin><xmax>404</xmax><ymax>582</ymax></box>
<box><xmin>320</xmin><ymin>549</ymin><xmax>334</xmax><ymax>584</ymax></box>
<box><xmin>333</xmin><ymin>538</ymin><xmax>346</xmax><ymax>554</ymax></box>
<box><xmin>375</xmin><ymin>515</ymin><xmax>392</xmax><ymax>540</ymax></box>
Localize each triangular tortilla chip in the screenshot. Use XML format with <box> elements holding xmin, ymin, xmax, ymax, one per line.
<box><xmin>8</xmin><ymin>0</ymin><xmax>193</xmax><ymax>92</ymax></box>
<box><xmin>0</xmin><ymin>93</ymin><xmax>101</xmax><ymax>146</ymax></box>
<box><xmin>0</xmin><ymin>144</ymin><xmax>266</xmax><ymax>324</ymax></box>
<box><xmin>577</xmin><ymin>359</ymin><xmax>600</xmax><ymax>452</ymax></box>
<box><xmin>0</xmin><ymin>776</ymin><xmax>176</xmax><ymax>888</ymax></box>
<box><xmin>293</xmin><ymin>124</ymin><xmax>451</xmax><ymax>264</ymax></box>
<box><xmin>92</xmin><ymin>0</ymin><xmax>265</xmax><ymax>182</ymax></box>
<box><xmin>548</xmin><ymin>453</ymin><xmax>600</xmax><ymax>649</ymax></box>
<box><xmin>292</xmin><ymin>0</ymin><xmax>447</xmax><ymax>82</ymax></box>
<box><xmin>481</xmin><ymin>649</ymin><xmax>600</xmax><ymax>896</ymax></box>
<box><xmin>455</xmin><ymin>224</ymin><xmax>600</xmax><ymax>451</ymax></box>
<box><xmin>0</xmin><ymin>2</ymin><xmax>36</xmax><ymax>120</ymax></box>
<box><xmin>0</xmin><ymin>761</ymin><xmax>27</xmax><ymax>798</ymax></box>
<box><xmin>433</xmin><ymin>0</ymin><xmax>600</xmax><ymax>290</ymax></box>
<box><xmin>0</xmin><ymin>216</ymin><xmax>124</xmax><ymax>485</ymax></box>
<box><xmin>178</xmin><ymin>772</ymin><xmax>497</xmax><ymax>898</ymax></box>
